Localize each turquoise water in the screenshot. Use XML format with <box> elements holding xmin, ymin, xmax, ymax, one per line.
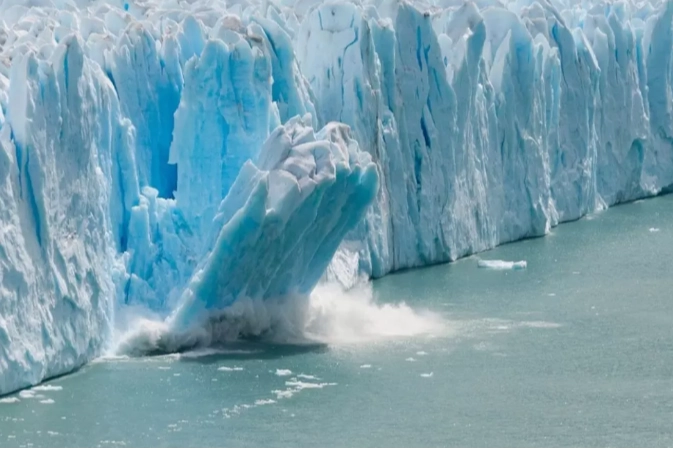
<box><xmin>1</xmin><ymin>196</ymin><xmax>672</xmax><ymax>447</ymax></box>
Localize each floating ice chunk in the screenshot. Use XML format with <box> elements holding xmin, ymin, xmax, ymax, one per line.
<box><xmin>31</xmin><ymin>385</ymin><xmax>63</xmax><ymax>392</ymax></box>
<box><xmin>359</xmin><ymin>364</ymin><xmax>372</xmax><ymax>369</ymax></box>
<box><xmin>477</xmin><ymin>260</ymin><xmax>528</xmax><ymax>270</ymax></box>
<box><xmin>420</xmin><ymin>373</ymin><xmax>434</xmax><ymax>378</ymax></box>
<box><xmin>272</xmin><ymin>389</ymin><xmax>294</xmax><ymax>399</ymax></box>
<box><xmin>254</xmin><ymin>399</ymin><xmax>276</xmax><ymax>405</ymax></box>
<box><xmin>271</xmin><ymin>379</ymin><xmax>337</xmax><ymax>400</ymax></box>
<box><xmin>416</xmin><ymin>351</ymin><xmax>428</xmax><ymax>356</ymax></box>
<box><xmin>296</xmin><ymin>374</ymin><xmax>318</xmax><ymax>380</ymax></box>
<box><xmin>0</xmin><ymin>397</ymin><xmax>19</xmax><ymax>403</ymax></box>
<box><xmin>285</xmin><ymin>380</ymin><xmax>337</xmax><ymax>390</ymax></box>
<box><xmin>40</xmin><ymin>399</ymin><xmax>55</xmax><ymax>404</ymax></box>
<box><xmin>405</xmin><ymin>357</ymin><xmax>416</xmax><ymax>362</ymax></box>
<box><xmin>649</xmin><ymin>228</ymin><xmax>661</xmax><ymax>232</ymax></box>
<box><xmin>275</xmin><ymin>369</ymin><xmax>293</xmax><ymax>377</ymax></box>
<box><xmin>217</xmin><ymin>366</ymin><xmax>243</xmax><ymax>373</ymax></box>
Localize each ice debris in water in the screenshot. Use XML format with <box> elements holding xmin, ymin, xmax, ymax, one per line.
<box><xmin>18</xmin><ymin>390</ymin><xmax>38</xmax><ymax>399</ymax></box>
<box><xmin>31</xmin><ymin>385</ymin><xmax>63</xmax><ymax>392</ymax></box>
<box><xmin>3</xmin><ymin>0</ymin><xmax>673</xmax><ymax>395</ymax></box>
<box><xmin>477</xmin><ymin>260</ymin><xmax>528</xmax><ymax>270</ymax></box>
<box><xmin>296</xmin><ymin>374</ymin><xmax>318</xmax><ymax>380</ymax></box>
<box><xmin>275</xmin><ymin>369</ymin><xmax>293</xmax><ymax>377</ymax></box>
<box><xmin>217</xmin><ymin>366</ymin><xmax>244</xmax><ymax>372</ymax></box>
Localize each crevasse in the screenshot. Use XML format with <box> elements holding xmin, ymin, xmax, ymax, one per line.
<box><xmin>1</xmin><ymin>0</ymin><xmax>673</xmax><ymax>394</ymax></box>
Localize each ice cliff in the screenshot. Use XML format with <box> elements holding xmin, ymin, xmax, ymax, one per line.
<box><xmin>2</xmin><ymin>0</ymin><xmax>673</xmax><ymax>394</ymax></box>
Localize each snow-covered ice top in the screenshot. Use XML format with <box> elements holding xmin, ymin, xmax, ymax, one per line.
<box><xmin>2</xmin><ymin>0</ymin><xmax>673</xmax><ymax>394</ymax></box>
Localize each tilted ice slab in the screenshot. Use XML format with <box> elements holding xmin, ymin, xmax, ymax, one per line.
<box><xmin>116</xmin><ymin>117</ymin><xmax>377</xmax><ymax>354</ymax></box>
<box><xmin>169</xmin><ymin>119</ymin><xmax>377</xmax><ymax>335</ymax></box>
<box><xmin>3</xmin><ymin>0</ymin><xmax>673</xmax><ymax>393</ymax></box>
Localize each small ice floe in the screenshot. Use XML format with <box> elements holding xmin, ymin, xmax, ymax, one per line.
<box><xmin>297</xmin><ymin>374</ymin><xmax>320</xmax><ymax>380</ymax></box>
<box><xmin>40</xmin><ymin>399</ymin><xmax>55</xmax><ymax>404</ymax></box>
<box><xmin>254</xmin><ymin>399</ymin><xmax>276</xmax><ymax>406</ymax></box>
<box><xmin>217</xmin><ymin>366</ymin><xmax>243</xmax><ymax>373</ymax></box>
<box><xmin>359</xmin><ymin>364</ymin><xmax>372</xmax><ymax>369</ymax></box>
<box><xmin>420</xmin><ymin>372</ymin><xmax>434</xmax><ymax>378</ymax></box>
<box><xmin>32</xmin><ymin>385</ymin><xmax>63</xmax><ymax>392</ymax></box>
<box><xmin>405</xmin><ymin>357</ymin><xmax>416</xmax><ymax>362</ymax></box>
<box><xmin>478</xmin><ymin>259</ymin><xmax>527</xmax><ymax>270</ymax></box>
<box><xmin>416</xmin><ymin>351</ymin><xmax>428</xmax><ymax>356</ymax></box>
<box><xmin>275</xmin><ymin>369</ymin><xmax>293</xmax><ymax>377</ymax></box>
<box><xmin>649</xmin><ymin>228</ymin><xmax>660</xmax><ymax>233</ymax></box>
<box><xmin>0</xmin><ymin>397</ymin><xmax>20</xmax><ymax>404</ymax></box>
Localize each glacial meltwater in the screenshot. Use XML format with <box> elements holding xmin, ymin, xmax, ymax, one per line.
<box><xmin>1</xmin><ymin>195</ymin><xmax>672</xmax><ymax>447</ymax></box>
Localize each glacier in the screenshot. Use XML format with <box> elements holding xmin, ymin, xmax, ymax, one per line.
<box><xmin>1</xmin><ymin>0</ymin><xmax>673</xmax><ymax>394</ymax></box>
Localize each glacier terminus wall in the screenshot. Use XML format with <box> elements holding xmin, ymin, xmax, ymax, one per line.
<box><xmin>1</xmin><ymin>0</ymin><xmax>673</xmax><ymax>394</ymax></box>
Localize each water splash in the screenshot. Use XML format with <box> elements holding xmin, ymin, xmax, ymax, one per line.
<box><xmin>111</xmin><ymin>282</ymin><xmax>446</xmax><ymax>356</ymax></box>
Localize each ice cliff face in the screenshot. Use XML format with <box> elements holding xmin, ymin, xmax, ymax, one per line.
<box><xmin>305</xmin><ymin>0</ymin><xmax>673</xmax><ymax>281</ymax></box>
<box><xmin>1</xmin><ymin>0</ymin><xmax>673</xmax><ymax>394</ymax></box>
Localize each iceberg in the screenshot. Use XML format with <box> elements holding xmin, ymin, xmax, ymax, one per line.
<box><xmin>2</xmin><ymin>0</ymin><xmax>673</xmax><ymax>394</ymax></box>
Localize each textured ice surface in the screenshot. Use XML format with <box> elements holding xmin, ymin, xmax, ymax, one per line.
<box><xmin>2</xmin><ymin>0</ymin><xmax>673</xmax><ymax>394</ymax></box>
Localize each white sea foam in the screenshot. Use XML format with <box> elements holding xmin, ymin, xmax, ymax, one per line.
<box><xmin>113</xmin><ymin>282</ymin><xmax>446</xmax><ymax>356</ymax></box>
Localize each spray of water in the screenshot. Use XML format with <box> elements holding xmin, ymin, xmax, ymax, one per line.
<box><xmin>111</xmin><ymin>282</ymin><xmax>446</xmax><ymax>356</ymax></box>
<box><xmin>302</xmin><ymin>283</ymin><xmax>446</xmax><ymax>344</ymax></box>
